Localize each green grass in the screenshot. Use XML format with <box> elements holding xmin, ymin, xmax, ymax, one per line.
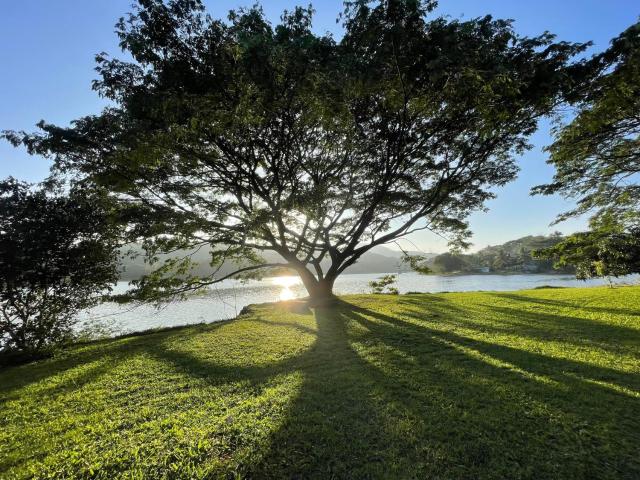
<box><xmin>1</xmin><ymin>286</ymin><xmax>639</xmax><ymax>479</ymax></box>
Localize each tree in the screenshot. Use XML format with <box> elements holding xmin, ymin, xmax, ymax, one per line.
<box><xmin>534</xmin><ymin>216</ymin><xmax>640</xmax><ymax>281</ymax></box>
<box><xmin>491</xmin><ymin>250</ymin><xmax>509</xmax><ymax>272</ymax></box>
<box><xmin>3</xmin><ymin>0</ymin><xmax>589</xmax><ymax>303</ymax></box>
<box><xmin>517</xmin><ymin>246</ymin><xmax>531</xmax><ymax>266</ymax></box>
<box><xmin>432</xmin><ymin>252</ymin><xmax>468</xmax><ymax>273</ymax></box>
<box><xmin>533</xmin><ymin>22</ymin><xmax>640</xmax><ymax>277</ymax></box>
<box><xmin>0</xmin><ymin>179</ymin><xmax>119</xmax><ymax>353</ymax></box>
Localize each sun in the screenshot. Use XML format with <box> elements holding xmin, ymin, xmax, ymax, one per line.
<box><xmin>279</xmin><ymin>288</ymin><xmax>296</xmax><ymax>301</ymax></box>
<box><xmin>272</xmin><ymin>276</ymin><xmax>301</xmax><ymax>301</ymax></box>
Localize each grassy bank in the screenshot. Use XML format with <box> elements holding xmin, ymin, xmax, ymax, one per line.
<box><xmin>1</xmin><ymin>286</ymin><xmax>639</xmax><ymax>479</ymax></box>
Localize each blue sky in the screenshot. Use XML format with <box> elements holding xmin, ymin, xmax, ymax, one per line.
<box><xmin>1</xmin><ymin>1</ymin><xmax>637</xmax><ymax>252</ymax></box>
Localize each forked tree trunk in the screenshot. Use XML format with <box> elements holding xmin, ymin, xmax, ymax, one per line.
<box><xmin>296</xmin><ymin>267</ymin><xmax>337</xmax><ymax>306</ymax></box>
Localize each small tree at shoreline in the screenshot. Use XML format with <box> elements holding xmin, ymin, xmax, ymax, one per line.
<box><xmin>369</xmin><ymin>275</ymin><xmax>399</xmax><ymax>295</ymax></box>
<box><xmin>4</xmin><ymin>0</ymin><xmax>590</xmax><ymax>303</ymax></box>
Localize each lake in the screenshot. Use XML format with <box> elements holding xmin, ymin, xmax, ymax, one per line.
<box><xmin>79</xmin><ymin>273</ymin><xmax>638</xmax><ymax>335</ymax></box>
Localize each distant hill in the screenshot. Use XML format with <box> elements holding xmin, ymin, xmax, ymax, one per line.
<box><xmin>428</xmin><ymin>234</ymin><xmax>575</xmax><ymax>274</ymax></box>
<box><xmin>118</xmin><ymin>235</ymin><xmax>575</xmax><ymax>280</ymax></box>
<box><xmin>118</xmin><ymin>244</ymin><xmax>437</xmax><ymax>280</ymax></box>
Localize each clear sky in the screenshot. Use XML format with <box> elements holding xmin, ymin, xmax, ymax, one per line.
<box><xmin>1</xmin><ymin>1</ymin><xmax>637</xmax><ymax>252</ymax></box>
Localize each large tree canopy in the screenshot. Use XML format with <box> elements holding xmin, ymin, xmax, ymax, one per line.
<box><xmin>533</xmin><ymin>21</ymin><xmax>640</xmax><ymax>278</ymax></box>
<box><xmin>3</xmin><ymin>0</ymin><xmax>589</xmax><ymax>301</ymax></box>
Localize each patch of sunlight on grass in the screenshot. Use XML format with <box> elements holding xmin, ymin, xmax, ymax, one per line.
<box><xmin>435</xmin><ymin>336</ymin><xmax>563</xmax><ymax>389</ymax></box>
<box><xmin>565</xmin><ymin>373</ymin><xmax>640</xmax><ymax>398</ymax></box>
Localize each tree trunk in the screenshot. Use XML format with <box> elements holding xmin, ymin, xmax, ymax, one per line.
<box><xmin>309</xmin><ymin>278</ymin><xmax>336</xmax><ymax>306</ymax></box>
<box><xmin>295</xmin><ymin>268</ymin><xmax>337</xmax><ymax>306</ymax></box>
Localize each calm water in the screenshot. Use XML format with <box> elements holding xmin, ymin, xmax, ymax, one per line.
<box><xmin>80</xmin><ymin>273</ymin><xmax>638</xmax><ymax>335</ymax></box>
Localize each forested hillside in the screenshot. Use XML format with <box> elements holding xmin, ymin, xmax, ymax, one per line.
<box><xmin>430</xmin><ymin>234</ymin><xmax>575</xmax><ymax>274</ymax></box>
<box><xmin>118</xmin><ymin>234</ymin><xmax>573</xmax><ymax>280</ymax></box>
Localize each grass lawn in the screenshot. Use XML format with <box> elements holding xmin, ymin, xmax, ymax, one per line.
<box><xmin>1</xmin><ymin>285</ymin><xmax>639</xmax><ymax>479</ymax></box>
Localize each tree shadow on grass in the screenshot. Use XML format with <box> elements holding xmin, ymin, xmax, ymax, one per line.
<box><xmin>147</xmin><ymin>305</ymin><xmax>405</xmax><ymax>478</ymax></box>
<box><xmin>490</xmin><ymin>291</ymin><xmax>640</xmax><ymax>317</ymax></box>
<box><xmin>0</xmin><ymin>323</ymin><xmax>223</xmax><ymax>398</ymax></box>
<box><xmin>150</xmin><ymin>298</ymin><xmax>640</xmax><ymax>479</ymax></box>
<box><xmin>1</xmin><ymin>340</ymin><xmax>140</xmax><ymax>399</ymax></box>
<box><xmin>400</xmin><ymin>294</ymin><xmax>640</xmax><ymax>358</ymax></box>
<box><xmin>368</xmin><ymin>304</ymin><xmax>639</xmax><ymax>395</ymax></box>
<box><xmin>481</xmin><ymin>303</ymin><xmax>640</xmax><ymax>353</ymax></box>
<box><xmin>3</xmin><ymin>297</ymin><xmax>639</xmax><ymax>479</ymax></box>
<box><xmin>285</xmin><ymin>300</ymin><xmax>638</xmax><ymax>478</ymax></box>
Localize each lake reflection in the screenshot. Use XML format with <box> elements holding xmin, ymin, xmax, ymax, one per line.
<box><xmin>79</xmin><ymin>272</ymin><xmax>638</xmax><ymax>335</ymax></box>
<box><xmin>272</xmin><ymin>276</ymin><xmax>301</xmax><ymax>301</ymax></box>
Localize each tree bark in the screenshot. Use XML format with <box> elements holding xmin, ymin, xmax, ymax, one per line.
<box><xmin>295</xmin><ymin>267</ymin><xmax>337</xmax><ymax>306</ymax></box>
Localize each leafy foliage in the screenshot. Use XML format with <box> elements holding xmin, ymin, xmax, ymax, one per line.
<box><xmin>533</xmin><ymin>21</ymin><xmax>640</xmax><ymax>227</ymax></box>
<box><xmin>532</xmin><ymin>21</ymin><xmax>640</xmax><ymax>277</ymax></box>
<box><xmin>3</xmin><ymin>0</ymin><xmax>589</xmax><ymax>300</ymax></box>
<box><xmin>400</xmin><ymin>252</ymin><xmax>432</xmax><ymax>275</ymax></box>
<box><xmin>535</xmin><ymin>216</ymin><xmax>640</xmax><ymax>280</ymax></box>
<box><xmin>0</xmin><ymin>179</ymin><xmax>120</xmax><ymax>353</ymax></box>
<box><xmin>368</xmin><ymin>274</ymin><xmax>399</xmax><ymax>294</ymax></box>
